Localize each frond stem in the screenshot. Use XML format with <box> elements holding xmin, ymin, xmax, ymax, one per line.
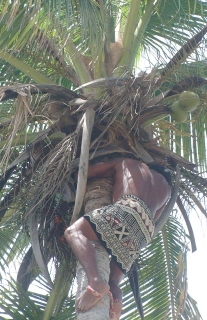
<box><xmin>162</xmin><ymin>226</ymin><xmax>176</xmax><ymax>319</ymax></box>
<box><xmin>64</xmin><ymin>38</ymin><xmax>93</xmax><ymax>91</ymax></box>
<box><xmin>0</xmin><ymin>51</ymin><xmax>54</xmax><ymax>84</ymax></box>
<box><xmin>131</xmin><ymin>0</ymin><xmax>156</xmax><ymax>69</ymax></box>
<box><xmin>43</xmin><ymin>260</ymin><xmax>73</xmax><ymax>320</ymax></box>
<box><xmin>176</xmin><ymin>196</ymin><xmax>197</xmax><ymax>252</ymax></box>
<box><xmin>116</xmin><ymin>0</ymin><xmax>141</xmax><ymax>72</ymax></box>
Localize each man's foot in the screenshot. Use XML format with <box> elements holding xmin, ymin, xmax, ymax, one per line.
<box><xmin>76</xmin><ymin>280</ymin><xmax>110</xmax><ymax>313</ymax></box>
<box><xmin>109</xmin><ymin>293</ymin><xmax>122</xmax><ymax>320</ymax></box>
<box><xmin>108</xmin><ymin>279</ymin><xmax>123</xmax><ymax>319</ymax></box>
<box><xmin>111</xmin><ymin>299</ymin><xmax>122</xmax><ymax>319</ymax></box>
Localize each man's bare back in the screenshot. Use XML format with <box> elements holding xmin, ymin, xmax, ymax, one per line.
<box><xmin>88</xmin><ymin>158</ymin><xmax>171</xmax><ymax>222</ymax></box>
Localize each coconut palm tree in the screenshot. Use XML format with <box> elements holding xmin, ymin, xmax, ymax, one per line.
<box><xmin>0</xmin><ymin>1</ymin><xmax>207</xmax><ymax>319</ymax></box>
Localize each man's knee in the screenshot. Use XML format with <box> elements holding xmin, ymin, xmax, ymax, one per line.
<box><xmin>64</xmin><ymin>226</ymin><xmax>74</xmax><ymax>243</ymax></box>
<box><xmin>64</xmin><ymin>217</ymin><xmax>98</xmax><ymax>243</ymax></box>
<box><xmin>64</xmin><ymin>219</ymin><xmax>84</xmax><ymax>243</ymax></box>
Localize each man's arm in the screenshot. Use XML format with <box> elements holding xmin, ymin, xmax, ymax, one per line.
<box><xmin>153</xmin><ymin>204</ymin><xmax>166</xmax><ymax>223</ymax></box>
<box><xmin>154</xmin><ymin>186</ymin><xmax>172</xmax><ymax>222</ymax></box>
<box><xmin>87</xmin><ymin>158</ymin><xmax>121</xmax><ymax>179</ymax></box>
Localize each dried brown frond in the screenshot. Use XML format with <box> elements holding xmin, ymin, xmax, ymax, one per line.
<box><xmin>160</xmin><ymin>25</ymin><xmax>207</xmax><ymax>80</ymax></box>
<box><xmin>0</xmin><ymin>92</ymin><xmax>35</xmax><ymax>169</ymax></box>
<box><xmin>165</xmin><ymin>76</ymin><xmax>207</xmax><ymax>97</ymax></box>
<box><xmin>35</xmin><ymin>30</ymin><xmax>81</xmax><ymax>86</ymax></box>
<box><xmin>26</xmin><ymin>131</ymin><xmax>79</xmax><ymax>215</ymax></box>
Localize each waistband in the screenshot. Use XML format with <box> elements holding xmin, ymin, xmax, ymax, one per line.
<box><xmin>115</xmin><ymin>194</ymin><xmax>154</xmax><ymax>222</ymax></box>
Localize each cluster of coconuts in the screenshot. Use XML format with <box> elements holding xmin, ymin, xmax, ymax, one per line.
<box><xmin>170</xmin><ymin>91</ymin><xmax>200</xmax><ymax>122</ymax></box>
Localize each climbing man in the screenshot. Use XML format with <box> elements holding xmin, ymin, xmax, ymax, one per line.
<box><xmin>64</xmin><ymin>158</ymin><xmax>172</xmax><ymax>319</ymax></box>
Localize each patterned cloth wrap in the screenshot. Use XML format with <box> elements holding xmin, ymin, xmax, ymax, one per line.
<box><xmin>84</xmin><ymin>194</ymin><xmax>155</xmax><ymax>273</ymax></box>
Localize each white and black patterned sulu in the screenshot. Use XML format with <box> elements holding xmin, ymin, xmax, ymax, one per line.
<box><xmin>84</xmin><ymin>195</ymin><xmax>155</xmax><ymax>274</ymax></box>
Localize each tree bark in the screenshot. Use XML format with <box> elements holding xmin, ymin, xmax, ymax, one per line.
<box><xmin>76</xmin><ymin>178</ymin><xmax>113</xmax><ymax>320</ymax></box>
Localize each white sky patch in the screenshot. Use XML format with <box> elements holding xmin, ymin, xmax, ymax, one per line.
<box><xmin>187</xmin><ymin>212</ymin><xmax>207</xmax><ymax>319</ymax></box>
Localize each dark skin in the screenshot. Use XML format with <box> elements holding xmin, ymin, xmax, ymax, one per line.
<box><xmin>64</xmin><ymin>158</ymin><xmax>171</xmax><ymax>316</ymax></box>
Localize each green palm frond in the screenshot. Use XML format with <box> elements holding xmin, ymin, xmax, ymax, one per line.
<box><xmin>0</xmin><ymin>214</ymin><xmax>77</xmax><ymax>318</ymax></box>
<box><xmin>120</xmin><ymin>215</ymin><xmax>201</xmax><ymax>320</ymax></box>
<box><xmin>144</xmin><ymin>0</ymin><xmax>207</xmax><ymax>54</ymax></box>
<box><xmin>1</xmin><ymin>0</ymin><xmax>207</xmax><ymax>83</ymax></box>
<box><xmin>0</xmin><ymin>277</ymin><xmax>76</xmax><ymax>320</ymax></box>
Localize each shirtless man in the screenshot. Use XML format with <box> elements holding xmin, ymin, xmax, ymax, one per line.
<box><xmin>64</xmin><ymin>158</ymin><xmax>171</xmax><ymax>318</ymax></box>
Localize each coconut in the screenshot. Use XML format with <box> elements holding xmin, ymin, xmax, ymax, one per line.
<box><xmin>170</xmin><ymin>101</ymin><xmax>188</xmax><ymax>122</ymax></box>
<box><xmin>178</xmin><ymin>91</ymin><xmax>200</xmax><ymax>111</ymax></box>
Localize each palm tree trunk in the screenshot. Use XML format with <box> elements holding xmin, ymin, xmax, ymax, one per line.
<box><xmin>76</xmin><ymin>178</ymin><xmax>113</xmax><ymax>320</ymax></box>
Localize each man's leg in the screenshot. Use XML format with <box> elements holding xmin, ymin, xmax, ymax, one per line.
<box><xmin>64</xmin><ymin>217</ymin><xmax>109</xmax><ymax>312</ymax></box>
<box><xmin>109</xmin><ymin>260</ymin><xmax>125</xmax><ymax>319</ymax></box>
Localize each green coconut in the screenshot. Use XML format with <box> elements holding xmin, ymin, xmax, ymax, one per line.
<box><xmin>178</xmin><ymin>91</ymin><xmax>200</xmax><ymax>111</ymax></box>
<box><xmin>170</xmin><ymin>101</ymin><xmax>188</xmax><ymax>122</ymax></box>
